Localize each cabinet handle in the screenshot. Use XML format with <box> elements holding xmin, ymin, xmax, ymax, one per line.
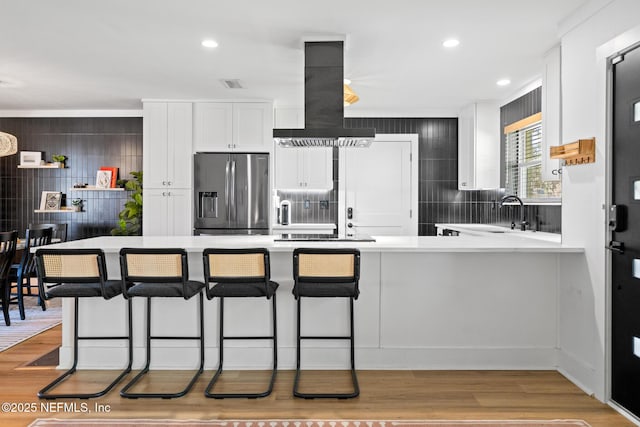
<box><xmin>162</xmin><ymin>181</ymin><xmax>167</xmax><ymax>186</ymax></box>
<box><xmin>162</xmin><ymin>192</ymin><xmax>166</xmax><ymax>196</ymax></box>
<box><xmin>167</xmin><ymin>192</ymin><xmax>171</xmax><ymax>196</ymax></box>
<box><xmin>168</xmin><ymin>181</ymin><xmax>172</xmax><ymax>186</ymax></box>
<box><xmin>228</xmin><ymin>144</ymin><xmax>231</xmax><ymax>148</ymax></box>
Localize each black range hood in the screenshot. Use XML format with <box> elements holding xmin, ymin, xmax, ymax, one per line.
<box><xmin>273</xmin><ymin>41</ymin><xmax>375</xmax><ymax>147</ymax></box>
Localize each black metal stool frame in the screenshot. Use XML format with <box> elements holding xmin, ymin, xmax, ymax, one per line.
<box><xmin>203</xmin><ymin>248</ymin><xmax>278</xmax><ymax>399</ymax></box>
<box><xmin>119</xmin><ymin>248</ymin><xmax>204</xmax><ymax>399</ymax></box>
<box><xmin>35</xmin><ymin>248</ymin><xmax>133</xmax><ymax>399</ymax></box>
<box><xmin>292</xmin><ymin>247</ymin><xmax>361</xmax><ymax>399</ymax></box>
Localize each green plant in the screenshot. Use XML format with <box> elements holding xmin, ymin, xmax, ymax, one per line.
<box><xmin>111</xmin><ymin>171</ymin><xmax>143</xmax><ymax>236</ymax></box>
<box><xmin>71</xmin><ymin>198</ymin><xmax>82</xmax><ymax>206</ymax></box>
<box><xmin>52</xmin><ymin>154</ymin><xmax>66</xmax><ymax>163</ymax></box>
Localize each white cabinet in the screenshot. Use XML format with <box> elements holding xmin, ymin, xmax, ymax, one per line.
<box><xmin>274</xmin><ymin>146</ymin><xmax>333</xmax><ymax>191</ymax></box>
<box><xmin>193</xmin><ymin>102</ymin><xmax>272</xmax><ymax>152</ymax></box>
<box><xmin>458</xmin><ymin>102</ymin><xmax>500</xmax><ymax>190</ymax></box>
<box><xmin>143</xmin><ymin>102</ymin><xmax>193</xmax><ymax>189</ymax></box>
<box><xmin>542</xmin><ymin>45</ymin><xmax>562</xmax><ymax>181</ymax></box>
<box><xmin>143</xmin><ymin>101</ymin><xmax>193</xmax><ymax>236</ymax></box>
<box><xmin>143</xmin><ymin>188</ymin><xmax>192</xmax><ymax>236</ymax></box>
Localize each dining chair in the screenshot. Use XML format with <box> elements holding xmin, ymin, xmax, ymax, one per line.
<box><xmin>10</xmin><ymin>227</ymin><xmax>52</xmax><ymax>319</ymax></box>
<box><xmin>29</xmin><ymin>223</ymin><xmax>68</xmax><ymax>243</ymax></box>
<box><xmin>0</xmin><ymin>231</ymin><xmax>18</xmax><ymax>326</ymax></box>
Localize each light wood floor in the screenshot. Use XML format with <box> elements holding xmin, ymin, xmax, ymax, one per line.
<box><xmin>0</xmin><ymin>326</ymin><xmax>634</xmax><ymax>427</ymax></box>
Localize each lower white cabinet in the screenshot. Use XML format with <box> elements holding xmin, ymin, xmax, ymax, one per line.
<box><xmin>143</xmin><ymin>188</ymin><xmax>192</xmax><ymax>236</ymax></box>
<box><xmin>274</xmin><ymin>146</ymin><xmax>333</xmax><ymax>190</ymax></box>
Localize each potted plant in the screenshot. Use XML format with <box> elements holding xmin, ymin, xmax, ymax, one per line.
<box><xmin>52</xmin><ymin>154</ymin><xmax>66</xmax><ymax>168</ymax></box>
<box><xmin>71</xmin><ymin>198</ymin><xmax>83</xmax><ymax>212</ymax></box>
<box><xmin>111</xmin><ymin>171</ymin><xmax>143</xmax><ymax>236</ymax></box>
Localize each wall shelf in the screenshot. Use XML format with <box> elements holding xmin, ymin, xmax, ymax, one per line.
<box><xmin>18</xmin><ymin>164</ymin><xmax>66</xmax><ymax>169</ymax></box>
<box><xmin>550</xmin><ymin>138</ymin><xmax>596</xmax><ymax>166</ymax></box>
<box><xmin>34</xmin><ymin>208</ymin><xmax>81</xmax><ymax>213</ymax></box>
<box><xmin>69</xmin><ymin>186</ymin><xmax>124</xmax><ymax>191</ymax></box>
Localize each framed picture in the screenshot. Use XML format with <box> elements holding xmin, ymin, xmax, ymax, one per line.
<box><xmin>20</xmin><ymin>151</ymin><xmax>42</xmax><ymax>166</ymax></box>
<box><xmin>96</xmin><ymin>170</ymin><xmax>112</xmax><ymax>189</ymax></box>
<box><xmin>40</xmin><ymin>191</ymin><xmax>62</xmax><ymax>211</ymax></box>
<box><xmin>99</xmin><ymin>166</ymin><xmax>118</xmax><ymax>188</ymax></box>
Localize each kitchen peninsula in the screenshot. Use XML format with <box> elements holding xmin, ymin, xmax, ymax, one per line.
<box><xmin>46</xmin><ymin>234</ymin><xmax>583</xmax><ymax>372</ymax></box>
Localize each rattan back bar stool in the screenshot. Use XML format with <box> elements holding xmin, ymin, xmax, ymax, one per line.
<box><xmin>292</xmin><ymin>248</ymin><xmax>361</xmax><ymax>399</ymax></box>
<box><xmin>119</xmin><ymin>248</ymin><xmax>204</xmax><ymax>399</ymax></box>
<box><xmin>203</xmin><ymin>248</ymin><xmax>278</xmax><ymax>398</ymax></box>
<box><xmin>0</xmin><ymin>231</ymin><xmax>18</xmax><ymax>326</ymax></box>
<box><xmin>35</xmin><ymin>248</ymin><xmax>132</xmax><ymax>399</ymax></box>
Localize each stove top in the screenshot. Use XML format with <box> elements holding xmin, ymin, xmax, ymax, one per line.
<box><xmin>274</xmin><ymin>233</ymin><xmax>376</xmax><ymax>242</ymax></box>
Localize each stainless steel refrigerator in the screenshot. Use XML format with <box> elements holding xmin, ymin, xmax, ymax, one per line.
<box><xmin>194</xmin><ymin>153</ymin><xmax>269</xmax><ymax>235</ymax></box>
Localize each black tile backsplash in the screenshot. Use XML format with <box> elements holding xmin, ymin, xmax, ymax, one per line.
<box><xmin>0</xmin><ymin>117</ymin><xmax>142</xmax><ymax>240</ymax></box>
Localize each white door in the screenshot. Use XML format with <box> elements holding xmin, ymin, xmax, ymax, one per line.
<box><xmin>339</xmin><ymin>135</ymin><xmax>418</xmax><ymax>237</ymax></box>
<box><xmin>143</xmin><ymin>189</ymin><xmax>168</xmax><ymax>236</ymax></box>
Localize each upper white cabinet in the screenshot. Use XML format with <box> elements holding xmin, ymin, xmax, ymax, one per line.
<box><xmin>193</xmin><ymin>102</ymin><xmax>273</xmax><ymax>152</ymax></box>
<box><xmin>274</xmin><ymin>146</ymin><xmax>333</xmax><ymax>191</ymax></box>
<box><xmin>143</xmin><ymin>102</ymin><xmax>193</xmax><ymax>189</ymax></box>
<box><xmin>541</xmin><ymin>45</ymin><xmax>562</xmax><ymax>181</ymax></box>
<box><xmin>458</xmin><ymin>102</ymin><xmax>500</xmax><ymax>190</ymax></box>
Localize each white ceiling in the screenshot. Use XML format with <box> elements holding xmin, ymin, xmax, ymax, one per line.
<box><xmin>0</xmin><ymin>0</ymin><xmax>588</xmax><ymax>115</ymax></box>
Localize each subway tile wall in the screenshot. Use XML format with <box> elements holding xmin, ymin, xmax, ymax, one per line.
<box><xmin>0</xmin><ymin>117</ymin><xmax>142</xmax><ymax>240</ymax></box>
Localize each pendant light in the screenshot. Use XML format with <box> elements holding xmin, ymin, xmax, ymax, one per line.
<box><xmin>0</xmin><ymin>132</ymin><xmax>17</xmax><ymax>157</ymax></box>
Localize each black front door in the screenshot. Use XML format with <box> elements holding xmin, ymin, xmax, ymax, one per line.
<box><xmin>611</xmin><ymin>44</ymin><xmax>640</xmax><ymax>416</ymax></box>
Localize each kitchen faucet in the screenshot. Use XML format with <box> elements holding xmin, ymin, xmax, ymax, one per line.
<box><xmin>500</xmin><ymin>194</ymin><xmax>529</xmax><ymax>231</ymax></box>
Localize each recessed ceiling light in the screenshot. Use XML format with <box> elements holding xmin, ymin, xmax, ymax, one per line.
<box><xmin>496</xmin><ymin>79</ymin><xmax>511</xmax><ymax>86</ymax></box>
<box><xmin>442</xmin><ymin>39</ymin><xmax>460</xmax><ymax>48</ymax></box>
<box><xmin>344</xmin><ymin>78</ymin><xmax>351</xmax><ymax>85</ymax></box>
<box><xmin>201</xmin><ymin>39</ymin><xmax>219</xmax><ymax>48</ymax></box>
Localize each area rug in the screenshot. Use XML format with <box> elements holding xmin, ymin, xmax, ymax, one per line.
<box><xmin>0</xmin><ymin>297</ymin><xmax>61</xmax><ymax>351</ymax></box>
<box><xmin>27</xmin><ymin>419</ymin><xmax>592</xmax><ymax>427</ymax></box>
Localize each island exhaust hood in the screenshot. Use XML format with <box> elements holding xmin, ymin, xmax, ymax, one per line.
<box><xmin>273</xmin><ymin>41</ymin><xmax>375</xmax><ymax>147</ymax></box>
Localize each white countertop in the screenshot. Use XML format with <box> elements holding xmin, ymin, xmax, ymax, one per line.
<box><xmin>435</xmin><ymin>223</ymin><xmax>561</xmax><ymax>243</ymax></box>
<box><xmin>46</xmin><ymin>234</ymin><xmax>581</xmax><ymax>254</ymax></box>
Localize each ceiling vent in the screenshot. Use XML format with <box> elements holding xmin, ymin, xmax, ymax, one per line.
<box><xmin>220</xmin><ymin>79</ymin><xmax>244</xmax><ymax>89</ymax></box>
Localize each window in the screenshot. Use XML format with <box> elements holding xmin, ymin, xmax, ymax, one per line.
<box><xmin>504</xmin><ymin>117</ymin><xmax>561</xmax><ymax>201</ymax></box>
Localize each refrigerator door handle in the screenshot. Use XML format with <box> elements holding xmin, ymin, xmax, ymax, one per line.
<box><xmin>230</xmin><ymin>160</ymin><xmax>237</xmax><ymax>222</ymax></box>
<box><xmin>225</xmin><ymin>159</ymin><xmax>230</xmax><ymax>220</ymax></box>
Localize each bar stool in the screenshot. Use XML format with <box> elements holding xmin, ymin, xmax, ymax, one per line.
<box><xmin>0</xmin><ymin>231</ymin><xmax>18</xmax><ymax>326</ymax></box>
<box><xmin>202</xmin><ymin>248</ymin><xmax>278</xmax><ymax>398</ymax></box>
<box><xmin>10</xmin><ymin>227</ymin><xmax>52</xmax><ymax>319</ymax></box>
<box><xmin>292</xmin><ymin>248</ymin><xmax>361</xmax><ymax>399</ymax></box>
<box><xmin>34</xmin><ymin>248</ymin><xmax>132</xmax><ymax>399</ymax></box>
<box><xmin>119</xmin><ymin>248</ymin><xmax>204</xmax><ymax>399</ymax></box>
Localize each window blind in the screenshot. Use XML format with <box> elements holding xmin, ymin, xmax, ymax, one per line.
<box><xmin>504</xmin><ymin>121</ymin><xmax>544</xmax><ymax>199</ymax></box>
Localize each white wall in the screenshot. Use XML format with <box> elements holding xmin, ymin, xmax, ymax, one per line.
<box><xmin>559</xmin><ymin>0</ymin><xmax>640</xmax><ymax>402</ymax></box>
